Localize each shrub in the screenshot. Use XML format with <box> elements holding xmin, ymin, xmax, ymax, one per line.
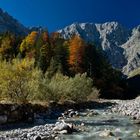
<box><xmin>87</xmin><ymin>87</ymin><xmax>100</xmax><ymax>100</ymax></box>
<box><xmin>0</xmin><ymin>58</ymin><xmax>41</xmax><ymax>103</ymax></box>
<box><xmin>38</xmin><ymin>72</ymin><xmax>98</xmax><ymax>102</ymax></box>
<box><xmin>0</xmin><ymin>58</ymin><xmax>99</xmax><ymax>103</ymax></box>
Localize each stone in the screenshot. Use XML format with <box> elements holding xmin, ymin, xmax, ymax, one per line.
<box><xmin>69</xmin><ymin>111</ymin><xmax>77</xmax><ymax>118</ymax></box>
<box><xmin>115</xmin><ymin>138</ymin><xmax>122</xmax><ymax>140</ymax></box>
<box><xmin>99</xmin><ymin>130</ymin><xmax>114</xmax><ymax>137</ymax></box>
<box><xmin>41</xmin><ymin>136</ymin><xmax>48</xmax><ymax>140</ymax></box>
<box><xmin>59</xmin><ymin>130</ymin><xmax>68</xmax><ymax>134</ymax></box>
<box><xmin>21</xmin><ymin>133</ymin><xmax>27</xmax><ymax>139</ymax></box>
<box><xmin>53</xmin><ymin>120</ymin><xmax>74</xmax><ymax>134</ymax></box>
<box><xmin>81</xmin><ymin>122</ymin><xmax>85</xmax><ymax>126</ymax></box>
<box><xmin>133</xmin><ymin>120</ymin><xmax>140</xmax><ymax>124</ymax></box>
<box><xmin>33</xmin><ymin>135</ymin><xmax>42</xmax><ymax>140</ymax></box>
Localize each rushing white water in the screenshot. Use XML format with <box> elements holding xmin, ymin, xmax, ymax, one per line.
<box><xmin>60</xmin><ymin>109</ymin><xmax>140</xmax><ymax>140</ymax></box>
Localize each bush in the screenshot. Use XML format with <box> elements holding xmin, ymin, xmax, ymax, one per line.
<box><xmin>38</xmin><ymin>72</ymin><xmax>98</xmax><ymax>102</ymax></box>
<box><xmin>0</xmin><ymin>58</ymin><xmax>41</xmax><ymax>103</ymax></box>
<box><xmin>0</xmin><ymin>59</ymin><xmax>99</xmax><ymax>103</ymax></box>
<box><xmin>87</xmin><ymin>87</ymin><xmax>100</xmax><ymax>100</ymax></box>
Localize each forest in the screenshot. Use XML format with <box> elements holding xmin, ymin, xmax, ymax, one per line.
<box><xmin>0</xmin><ymin>30</ymin><xmax>138</xmax><ymax>103</ymax></box>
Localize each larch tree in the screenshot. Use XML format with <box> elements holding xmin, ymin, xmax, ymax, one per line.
<box><xmin>20</xmin><ymin>31</ymin><xmax>38</xmax><ymax>58</ymax></box>
<box><xmin>69</xmin><ymin>35</ymin><xmax>85</xmax><ymax>74</ymax></box>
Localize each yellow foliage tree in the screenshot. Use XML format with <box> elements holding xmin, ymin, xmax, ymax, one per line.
<box><xmin>0</xmin><ymin>58</ymin><xmax>41</xmax><ymax>103</ymax></box>
<box><xmin>20</xmin><ymin>31</ymin><xmax>38</xmax><ymax>57</ymax></box>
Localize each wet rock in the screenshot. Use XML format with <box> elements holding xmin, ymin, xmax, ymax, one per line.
<box><xmin>133</xmin><ymin>120</ymin><xmax>140</xmax><ymax>124</ymax></box>
<box><xmin>59</xmin><ymin>130</ymin><xmax>68</xmax><ymax>134</ymax></box>
<box><xmin>99</xmin><ymin>129</ymin><xmax>114</xmax><ymax>137</ymax></box>
<box><xmin>53</xmin><ymin>120</ymin><xmax>74</xmax><ymax>134</ymax></box>
<box><xmin>87</xmin><ymin>111</ymin><xmax>99</xmax><ymax>117</ymax></box>
<box><xmin>69</xmin><ymin>111</ymin><xmax>77</xmax><ymax>118</ymax></box>
<box><xmin>61</xmin><ymin>109</ymin><xmax>79</xmax><ymax>119</ymax></box>
<box><xmin>81</xmin><ymin>122</ymin><xmax>85</xmax><ymax>126</ymax></box>
<box><xmin>115</xmin><ymin>138</ymin><xmax>122</xmax><ymax>140</ymax></box>
<box><xmin>33</xmin><ymin>135</ymin><xmax>42</xmax><ymax>140</ymax></box>
<box><xmin>109</xmin><ymin>98</ymin><xmax>140</xmax><ymax>120</ymax></box>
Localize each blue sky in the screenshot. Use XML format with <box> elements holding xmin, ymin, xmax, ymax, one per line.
<box><xmin>0</xmin><ymin>0</ymin><xmax>140</xmax><ymax>31</ymax></box>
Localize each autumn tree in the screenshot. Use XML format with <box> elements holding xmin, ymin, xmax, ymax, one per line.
<box><xmin>69</xmin><ymin>35</ymin><xmax>85</xmax><ymax>74</ymax></box>
<box><xmin>19</xmin><ymin>31</ymin><xmax>38</xmax><ymax>58</ymax></box>
<box><xmin>0</xmin><ymin>58</ymin><xmax>41</xmax><ymax>103</ymax></box>
<box><xmin>50</xmin><ymin>32</ymin><xmax>61</xmax><ymax>47</ymax></box>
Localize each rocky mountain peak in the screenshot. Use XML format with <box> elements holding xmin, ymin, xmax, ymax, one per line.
<box><xmin>58</xmin><ymin>22</ymin><xmax>140</xmax><ymax>75</ymax></box>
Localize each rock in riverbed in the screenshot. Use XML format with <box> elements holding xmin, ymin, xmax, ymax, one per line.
<box><xmin>0</xmin><ymin>120</ymin><xmax>77</xmax><ymax>140</ymax></box>
<box><xmin>99</xmin><ymin>129</ymin><xmax>115</xmax><ymax>137</ymax></box>
<box><xmin>109</xmin><ymin>97</ymin><xmax>140</xmax><ymax>120</ymax></box>
<box><xmin>53</xmin><ymin>120</ymin><xmax>75</xmax><ymax>134</ymax></box>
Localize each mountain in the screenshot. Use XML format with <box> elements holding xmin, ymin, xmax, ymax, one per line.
<box><xmin>122</xmin><ymin>26</ymin><xmax>140</xmax><ymax>74</ymax></box>
<box><xmin>0</xmin><ymin>8</ymin><xmax>28</xmax><ymax>35</ymax></box>
<box><xmin>0</xmin><ymin>7</ymin><xmax>139</xmax><ymax>75</ymax></box>
<box><xmin>58</xmin><ymin>22</ymin><xmax>140</xmax><ymax>75</ymax></box>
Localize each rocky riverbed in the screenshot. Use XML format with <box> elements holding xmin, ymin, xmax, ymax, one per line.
<box><xmin>0</xmin><ymin>98</ymin><xmax>140</xmax><ymax>140</ymax></box>
<box><xmin>109</xmin><ymin>96</ymin><xmax>140</xmax><ymax>120</ymax></box>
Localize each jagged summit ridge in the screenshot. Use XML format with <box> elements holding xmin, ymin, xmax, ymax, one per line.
<box><xmin>0</xmin><ymin>7</ymin><xmax>139</xmax><ymax>75</ymax></box>
<box><xmin>58</xmin><ymin>22</ymin><xmax>140</xmax><ymax>74</ymax></box>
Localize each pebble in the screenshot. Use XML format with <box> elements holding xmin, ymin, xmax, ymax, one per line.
<box><xmin>109</xmin><ymin>97</ymin><xmax>140</xmax><ymax>120</ymax></box>
<box><xmin>0</xmin><ymin>120</ymin><xmax>76</xmax><ymax>140</ymax></box>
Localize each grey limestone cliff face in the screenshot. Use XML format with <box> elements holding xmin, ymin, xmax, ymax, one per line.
<box><xmin>122</xmin><ymin>26</ymin><xmax>140</xmax><ymax>74</ymax></box>
<box><xmin>58</xmin><ymin>22</ymin><xmax>140</xmax><ymax>75</ymax></box>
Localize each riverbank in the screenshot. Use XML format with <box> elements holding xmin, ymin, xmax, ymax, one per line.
<box><xmin>0</xmin><ymin>98</ymin><xmax>140</xmax><ymax>139</ymax></box>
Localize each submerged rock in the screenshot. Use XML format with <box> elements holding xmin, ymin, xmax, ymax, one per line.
<box><xmin>99</xmin><ymin>129</ymin><xmax>115</xmax><ymax>137</ymax></box>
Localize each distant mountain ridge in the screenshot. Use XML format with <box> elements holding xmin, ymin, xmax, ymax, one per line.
<box><xmin>0</xmin><ymin>7</ymin><xmax>140</xmax><ymax>75</ymax></box>
<box><xmin>58</xmin><ymin>22</ymin><xmax>140</xmax><ymax>75</ymax></box>
<box><xmin>0</xmin><ymin>8</ymin><xmax>28</xmax><ymax>35</ymax></box>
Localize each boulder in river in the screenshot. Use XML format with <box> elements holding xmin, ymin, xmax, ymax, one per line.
<box><xmin>53</xmin><ymin>120</ymin><xmax>74</xmax><ymax>134</ymax></box>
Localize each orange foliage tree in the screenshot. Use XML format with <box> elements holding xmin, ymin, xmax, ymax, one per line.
<box><xmin>69</xmin><ymin>35</ymin><xmax>85</xmax><ymax>74</ymax></box>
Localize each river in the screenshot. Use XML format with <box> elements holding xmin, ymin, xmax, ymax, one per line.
<box><xmin>60</xmin><ymin>108</ymin><xmax>140</xmax><ymax>140</ymax></box>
